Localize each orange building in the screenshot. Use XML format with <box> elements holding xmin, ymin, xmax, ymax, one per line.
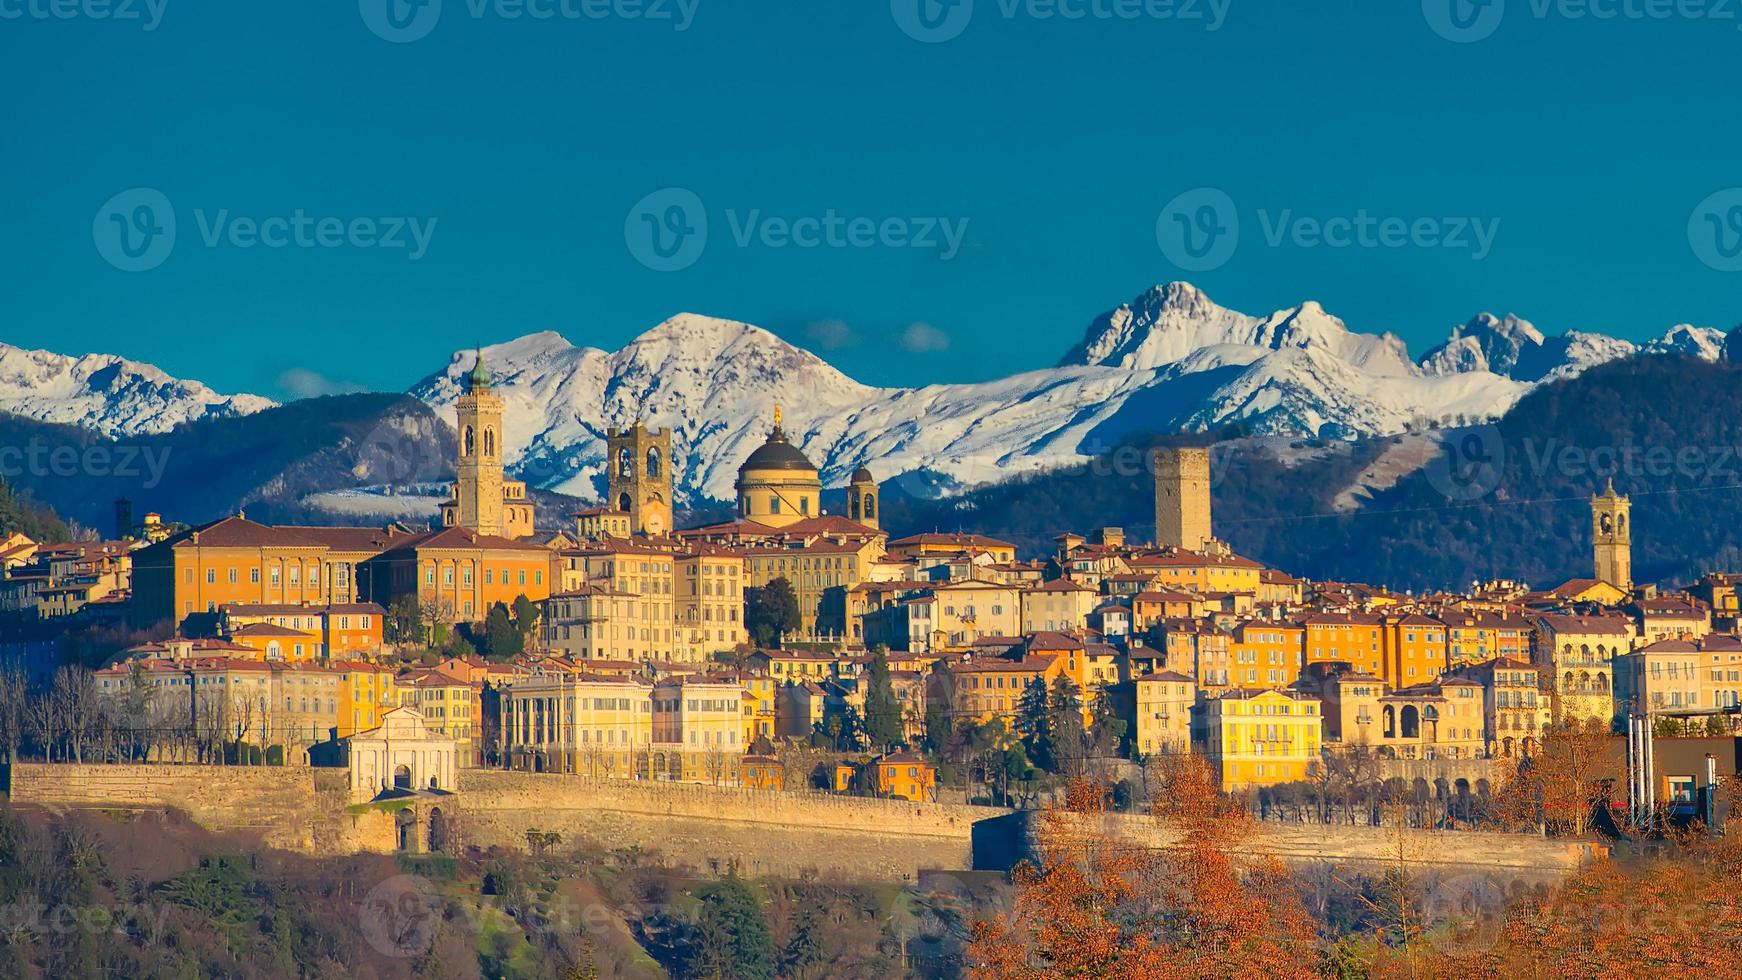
<box><xmin>130</xmin><ymin>516</ymin><xmax>411</xmax><ymax>632</ymax></box>
<box><xmin>1304</xmin><ymin>613</ymin><xmax>1385</xmax><ymax>677</ymax></box>
<box><xmin>1229</xmin><ymin>620</ymin><xmax>1305</xmax><ymax>690</ymax></box>
<box><xmin>221</xmin><ymin>602</ymin><xmax>386</xmax><ymax>659</ymax></box>
<box><xmin>871</xmin><ymin>751</ymin><xmax>937</xmax><ymax>802</ymax></box>
<box><xmin>370</xmin><ymin>527</ymin><xmax>553</xmax><ymax>622</ymax></box>
<box><xmin>1384</xmin><ymin>614</ymin><xmax>1449</xmax><ymax>687</ymax></box>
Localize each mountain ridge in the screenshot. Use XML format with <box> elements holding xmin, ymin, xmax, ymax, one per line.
<box><xmin>6</xmin><ymin>283</ymin><xmax>1733</xmax><ymax>507</ymax></box>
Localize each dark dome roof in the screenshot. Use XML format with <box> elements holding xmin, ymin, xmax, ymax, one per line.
<box><xmin>740</xmin><ymin>428</ymin><xmax>816</xmax><ymax>473</ymax></box>
<box><xmin>851</xmin><ymin>465</ymin><xmax>875</xmax><ymax>483</ymax></box>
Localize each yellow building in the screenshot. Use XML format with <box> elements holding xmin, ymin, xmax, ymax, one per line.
<box><xmin>400</xmin><ymin>668</ymin><xmax>482</xmax><ymax>765</ymax></box>
<box><xmin>336</xmin><ymin>661</ymin><xmax>398</xmax><ymax>738</ymax></box>
<box><xmin>1204</xmin><ymin>689</ymin><xmax>1322</xmax><ymax>791</ymax></box>
<box><xmin>1131</xmin><ymin>670</ymin><xmax>1196</xmax><ymax>757</ymax></box>
<box><xmin>934</xmin><ymin>653</ymin><xmax>1062</xmax><ymax>727</ymax></box>
<box><xmin>1019</xmin><ymin>579</ymin><xmax>1099</xmax><ymax>634</ymax></box>
<box><xmin>1533</xmin><ymin>613</ymin><xmax>1630</xmax><ymax>727</ymax></box>
<box><xmin>1127</xmin><ymin>550</ymin><xmax>1262</xmax><ymax>596</ymax></box>
<box><xmin>501</xmin><ymin>673</ymin><xmax>654</xmax><ymax>776</ymax></box>
<box><xmin>886</xmin><ymin>532</ymin><xmax>1018</xmax><ymax>566</ymax></box>
<box><xmin>924</xmin><ymin>580</ymin><xmax>1023</xmax><ymax>650</ymax></box>
<box><xmin>676</xmin><ymin>549</ymin><xmax>746</xmax><ymax>658</ymax></box>
<box><xmin>650</xmin><ymin>675</ymin><xmax>745</xmax><ymax>783</ymax></box>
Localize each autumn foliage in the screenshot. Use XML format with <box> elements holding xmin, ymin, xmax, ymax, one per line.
<box><xmin>970</xmin><ymin>753</ymin><xmax>1742</xmax><ymax>978</ymax></box>
<box><xmin>968</xmin><ymin>756</ymin><xmax>1318</xmax><ymax>978</ymax></box>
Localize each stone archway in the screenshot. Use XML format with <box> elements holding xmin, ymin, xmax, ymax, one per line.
<box><xmin>393</xmin><ymin>765</ymin><xmax>412</xmax><ymax>791</ymax></box>
<box><xmin>427</xmin><ymin>807</ymin><xmax>447</xmax><ymax>853</ymax></box>
<box><xmin>395</xmin><ymin>808</ymin><xmax>417</xmax><ymax>851</ymax></box>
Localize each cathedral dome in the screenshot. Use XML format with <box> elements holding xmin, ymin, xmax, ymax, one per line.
<box><xmin>741</xmin><ymin>429</ymin><xmax>816</xmax><ymax>473</ymax></box>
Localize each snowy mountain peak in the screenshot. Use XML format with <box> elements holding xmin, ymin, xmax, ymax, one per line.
<box><xmin>0</xmin><ymin>342</ymin><xmax>274</xmax><ymax>437</ymax></box>
<box><xmin>1643</xmin><ymin>324</ymin><xmax>1727</xmax><ymax>361</ymax></box>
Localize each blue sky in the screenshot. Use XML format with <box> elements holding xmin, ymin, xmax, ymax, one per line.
<box><xmin>3</xmin><ymin>0</ymin><xmax>1740</xmax><ymax>400</ymax></box>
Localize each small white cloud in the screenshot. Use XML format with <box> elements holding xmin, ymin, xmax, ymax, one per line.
<box><xmin>277</xmin><ymin>368</ymin><xmax>366</xmax><ymax>400</ymax></box>
<box><xmin>805</xmin><ymin>319</ymin><xmax>857</xmax><ymax>351</ymax></box>
<box><xmin>899</xmin><ymin>321</ymin><xmax>950</xmax><ymax>353</ymax></box>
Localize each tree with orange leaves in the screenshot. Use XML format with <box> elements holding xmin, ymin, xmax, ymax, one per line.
<box><xmin>968</xmin><ymin>756</ymin><xmax>1319</xmax><ymax>979</ymax></box>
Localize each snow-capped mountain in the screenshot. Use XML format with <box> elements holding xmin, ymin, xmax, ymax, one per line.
<box><xmin>1417</xmin><ymin>312</ymin><xmax>1644</xmax><ymax>382</ymax></box>
<box><xmin>1644</xmin><ymin>324</ymin><xmax>1728</xmax><ymax>361</ymax></box>
<box><xmin>6</xmin><ymin>283</ymin><xmax>1732</xmax><ymax>507</ymax></box>
<box><xmin>0</xmin><ymin>343</ymin><xmax>275</xmax><ymax>437</ymax></box>
<box><xmin>408</xmin><ymin>284</ymin><xmax>1527</xmax><ymax>504</ymax></box>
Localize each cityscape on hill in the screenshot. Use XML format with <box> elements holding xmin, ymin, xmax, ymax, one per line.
<box><xmin>5</xmin><ymin>4</ymin><xmax>1742</xmax><ymax>978</ymax></box>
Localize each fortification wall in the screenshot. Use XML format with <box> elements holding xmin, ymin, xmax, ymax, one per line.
<box><xmin>6</xmin><ymin>764</ymin><xmax>1600</xmax><ymax>888</ymax></box>
<box><xmin>7</xmin><ymin>763</ymin><xmax>396</xmax><ymax>853</ymax></box>
<box><xmin>452</xmin><ymin>771</ymin><xmax>1005</xmax><ymax>881</ymax></box>
<box><xmin>1037</xmin><ymin>811</ymin><xmax>1597</xmax><ymax>884</ymax></box>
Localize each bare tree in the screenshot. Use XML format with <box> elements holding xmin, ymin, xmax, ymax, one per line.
<box><xmin>194</xmin><ymin>688</ymin><xmax>230</xmax><ymax>764</ymax></box>
<box><xmin>0</xmin><ymin>665</ymin><xmax>26</xmax><ymax>763</ymax></box>
<box><xmin>51</xmin><ymin>666</ymin><xmax>100</xmax><ymax>764</ymax></box>
<box><xmin>25</xmin><ymin>685</ymin><xmax>58</xmax><ymax>762</ymax></box>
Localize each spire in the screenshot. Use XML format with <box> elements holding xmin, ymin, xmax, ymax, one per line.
<box><xmin>467</xmin><ymin>348</ymin><xmax>492</xmax><ymax>391</ymax></box>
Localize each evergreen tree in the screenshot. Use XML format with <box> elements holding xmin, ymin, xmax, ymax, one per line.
<box><xmin>780</xmin><ymin>900</ymin><xmax>828</xmax><ymax>979</ymax></box>
<box><xmin>0</xmin><ymin>476</ymin><xmax>69</xmax><ymax>541</ymax></box>
<box><xmin>511</xmin><ymin>594</ymin><xmax>540</xmax><ymax>648</ymax></box>
<box><xmin>482</xmin><ymin>602</ymin><xmax>522</xmax><ymax>660</ymax></box>
<box><xmin>1088</xmin><ymin>683</ymin><xmax>1128</xmax><ymax>757</ymax></box>
<box><xmin>745</xmin><ymin>578</ymin><xmax>802</xmax><ymax>648</ymax></box>
<box><xmin>862</xmin><ymin>648</ymin><xmax>902</xmax><ymax>750</ymax></box>
<box><xmin>1046</xmin><ymin>675</ymin><xmax>1087</xmax><ymax>777</ymax></box>
<box><xmin>385</xmin><ymin>596</ymin><xmax>426</xmax><ymax>647</ymax></box>
<box><xmin>1014</xmin><ymin>677</ymin><xmax>1053</xmax><ymax>772</ymax></box>
<box><xmin>683</xmin><ymin>874</ymin><xmax>775</xmax><ymax>980</ymax></box>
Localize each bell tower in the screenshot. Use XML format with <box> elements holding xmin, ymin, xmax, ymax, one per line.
<box><xmin>606</xmin><ymin>419</ymin><xmax>673</xmax><ymax>536</ymax></box>
<box><xmin>848</xmin><ymin>464</ymin><xmax>879</xmax><ymax>529</ymax></box>
<box><xmin>1592</xmin><ymin>478</ymin><xmax>1632</xmax><ymax>591</ymax></box>
<box><xmin>454</xmin><ymin>351</ymin><xmax>505</xmax><ymax>537</ymax></box>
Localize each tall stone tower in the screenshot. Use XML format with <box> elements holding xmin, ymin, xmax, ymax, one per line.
<box><xmin>1592</xmin><ymin>478</ymin><xmax>1632</xmax><ymax>591</ymax></box>
<box><xmin>1155</xmin><ymin>447</ymin><xmax>1213</xmax><ymax>551</ymax></box>
<box><xmin>847</xmin><ymin>464</ymin><xmax>879</xmax><ymax>529</ymax></box>
<box><xmin>606</xmin><ymin>419</ymin><xmax>673</xmax><ymax>536</ymax></box>
<box><xmin>455</xmin><ymin>352</ymin><xmax>506</xmax><ymax>537</ymax></box>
